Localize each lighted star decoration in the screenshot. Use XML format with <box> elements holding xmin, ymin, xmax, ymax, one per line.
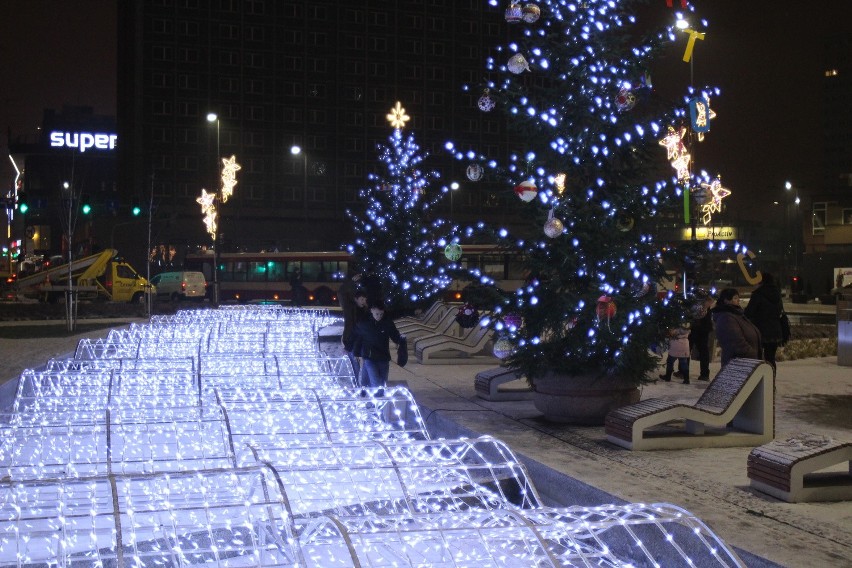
<box><xmin>699</xmin><ymin>176</ymin><xmax>731</xmax><ymax>225</ymax></box>
<box><xmin>658</xmin><ymin>126</ymin><xmax>687</xmax><ymax>160</ymax></box>
<box><xmin>554</xmin><ymin>172</ymin><xmax>567</xmax><ymax>195</ymax></box>
<box><xmin>197</xmin><ymin>188</ymin><xmax>218</xmax><ymax>238</ymax></box>
<box><xmin>386</xmin><ymin>101</ymin><xmax>410</xmax><ymax>129</ymax></box>
<box><xmin>671</xmin><ymin>153</ymin><xmax>692</xmax><ymax>182</ymax></box>
<box><xmin>220</xmin><ymin>155</ymin><xmax>241</xmax><ymax>203</ymax></box>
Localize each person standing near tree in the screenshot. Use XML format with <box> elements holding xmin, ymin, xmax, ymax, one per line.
<box><xmin>352</xmin><ymin>301</ymin><xmax>403</xmax><ymax>396</ymax></box>
<box><xmin>744</xmin><ymin>273</ymin><xmax>784</xmax><ymax>371</ymax></box>
<box><xmin>689</xmin><ymin>294</ymin><xmax>714</xmax><ymax>381</ymax></box>
<box><xmin>712</xmin><ymin>288</ymin><xmax>762</xmax><ymax>368</ymax></box>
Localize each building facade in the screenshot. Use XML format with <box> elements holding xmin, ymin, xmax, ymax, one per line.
<box><xmin>117</xmin><ymin>0</ymin><xmax>516</xmax><ymax>264</ymax></box>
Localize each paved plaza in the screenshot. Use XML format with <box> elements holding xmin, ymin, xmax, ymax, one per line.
<box><xmin>0</xmin><ymin>312</ymin><xmax>850</xmax><ymax>567</ymax></box>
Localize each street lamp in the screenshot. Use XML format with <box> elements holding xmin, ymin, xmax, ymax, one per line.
<box><xmin>785</xmin><ymin>180</ymin><xmax>802</xmax><ymax>284</ymax></box>
<box><xmin>290</xmin><ymin>145</ymin><xmax>307</xmax><ymax>221</ymax></box>
<box><xmin>449</xmin><ymin>182</ymin><xmax>460</xmax><ymax>218</ymax></box>
<box><xmin>207</xmin><ymin>112</ymin><xmax>221</xmax><ymax>305</ymax></box>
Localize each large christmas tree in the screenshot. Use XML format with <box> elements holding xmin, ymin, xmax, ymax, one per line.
<box><xmin>346</xmin><ymin>102</ymin><xmax>453</xmax><ymax>314</ymax></box>
<box><xmin>448</xmin><ymin>1</ymin><xmax>719</xmax><ymax>383</ymax></box>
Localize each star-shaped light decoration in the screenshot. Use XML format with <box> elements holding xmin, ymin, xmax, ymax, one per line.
<box><xmin>671</xmin><ymin>153</ymin><xmax>692</xmax><ymax>182</ymax></box>
<box><xmin>197</xmin><ymin>188</ymin><xmax>218</xmax><ymax>238</ymax></box>
<box><xmin>658</xmin><ymin>126</ymin><xmax>687</xmax><ymax>160</ymax></box>
<box><xmin>386</xmin><ymin>101</ymin><xmax>410</xmax><ymax>130</ymax></box>
<box><xmin>196</xmin><ymin>188</ymin><xmax>216</xmax><ymax>213</ymax></box>
<box><xmin>220</xmin><ymin>155</ymin><xmax>241</xmax><ymax>203</ymax></box>
<box><xmin>699</xmin><ymin>176</ymin><xmax>731</xmax><ymax>225</ymax></box>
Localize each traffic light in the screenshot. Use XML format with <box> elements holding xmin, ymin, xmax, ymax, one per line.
<box><xmin>131</xmin><ymin>203</ymin><xmax>142</xmax><ymax>216</ymax></box>
<box><xmin>17</xmin><ymin>192</ymin><xmax>28</xmax><ymax>214</ymax></box>
<box><xmin>81</xmin><ymin>198</ymin><xmax>92</xmax><ymax>215</ymax></box>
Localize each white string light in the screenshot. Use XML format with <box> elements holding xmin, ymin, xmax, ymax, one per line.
<box><xmin>0</xmin><ymin>306</ymin><xmax>744</xmax><ymax>566</ymax></box>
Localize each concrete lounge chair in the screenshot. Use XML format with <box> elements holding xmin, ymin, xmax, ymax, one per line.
<box><xmin>748</xmin><ymin>434</ymin><xmax>852</xmax><ymax>502</ymax></box>
<box><xmin>605</xmin><ymin>358</ymin><xmax>774</xmax><ymax>451</ymax></box>
<box><xmin>414</xmin><ymin>324</ymin><xmax>494</xmax><ymax>364</ymax></box>
<box><xmin>396</xmin><ymin>309</ymin><xmax>460</xmax><ymax>342</ymax></box>
<box><xmin>395</xmin><ymin>301</ymin><xmax>446</xmax><ymax>328</ymax></box>
<box><xmin>474</xmin><ymin>366</ymin><xmax>534</xmax><ymax>401</ymax></box>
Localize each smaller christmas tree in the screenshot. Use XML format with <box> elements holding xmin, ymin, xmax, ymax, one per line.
<box><xmin>345</xmin><ymin>102</ymin><xmax>452</xmax><ymax>314</ymax></box>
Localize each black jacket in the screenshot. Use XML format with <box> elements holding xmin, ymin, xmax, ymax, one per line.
<box><xmin>712</xmin><ymin>303</ymin><xmax>762</xmax><ymax>366</ymax></box>
<box><xmin>352</xmin><ymin>316</ymin><xmax>402</xmax><ymax>362</ymax></box>
<box><xmin>744</xmin><ymin>282</ymin><xmax>783</xmax><ymax>343</ymax></box>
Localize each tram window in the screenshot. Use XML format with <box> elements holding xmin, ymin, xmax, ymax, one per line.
<box><xmin>266</xmin><ymin>260</ymin><xmax>286</xmax><ymax>282</ymax></box>
<box><xmin>248</xmin><ymin>262</ymin><xmax>268</xmax><ymax>282</ymax></box>
<box><xmin>300</xmin><ymin>261</ymin><xmax>321</xmax><ymax>281</ymax></box>
<box><xmin>227</xmin><ymin>261</ymin><xmax>247</xmax><ymax>282</ymax></box>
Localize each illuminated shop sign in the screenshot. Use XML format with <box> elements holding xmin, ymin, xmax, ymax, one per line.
<box><xmin>49</xmin><ymin>131</ymin><xmax>117</xmax><ymax>152</ymax></box>
<box><xmin>680</xmin><ymin>226</ymin><xmax>737</xmax><ymax>240</ymax></box>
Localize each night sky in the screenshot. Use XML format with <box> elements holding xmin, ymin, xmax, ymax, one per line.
<box><xmin>2</xmin><ymin>1</ymin><xmax>851</xmax><ymax>217</ymax></box>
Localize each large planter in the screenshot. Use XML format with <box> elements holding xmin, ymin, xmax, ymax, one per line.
<box><xmin>532</xmin><ymin>371</ymin><xmax>640</xmax><ymax>425</ymax></box>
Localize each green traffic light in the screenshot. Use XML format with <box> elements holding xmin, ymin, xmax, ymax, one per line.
<box><xmin>132</xmin><ymin>205</ymin><xmax>142</xmax><ymax>216</ymax></box>
<box><xmin>18</xmin><ymin>202</ymin><xmax>28</xmax><ymax>214</ymax></box>
<box><xmin>82</xmin><ymin>203</ymin><xmax>92</xmax><ymax>215</ymax></box>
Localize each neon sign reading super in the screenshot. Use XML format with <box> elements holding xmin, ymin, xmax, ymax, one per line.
<box><xmin>49</xmin><ymin>131</ymin><xmax>117</xmax><ymax>152</ymax></box>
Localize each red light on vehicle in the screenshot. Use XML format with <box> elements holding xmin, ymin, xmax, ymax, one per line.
<box><xmin>273</xmin><ymin>293</ymin><xmax>279</xmax><ymax>300</ymax></box>
<box><xmin>235</xmin><ymin>293</ymin><xmax>240</xmax><ymax>300</ymax></box>
<box><xmin>181</xmin><ymin>282</ymin><xmax>186</xmax><ymax>290</ymax></box>
<box><xmin>308</xmin><ymin>294</ymin><xmax>315</xmax><ymax>301</ymax></box>
<box><xmin>454</xmin><ymin>292</ymin><xmax>462</xmax><ymax>300</ymax></box>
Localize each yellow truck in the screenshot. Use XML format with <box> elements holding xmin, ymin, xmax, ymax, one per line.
<box><xmin>12</xmin><ymin>249</ymin><xmax>154</xmax><ymax>303</ymax></box>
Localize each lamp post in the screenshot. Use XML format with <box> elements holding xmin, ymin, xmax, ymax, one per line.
<box><xmin>207</xmin><ymin>113</ymin><xmax>221</xmax><ymax>305</ymax></box>
<box><xmin>785</xmin><ymin>181</ymin><xmax>801</xmax><ymax>280</ymax></box>
<box><xmin>290</xmin><ymin>145</ymin><xmax>307</xmax><ymax>221</ymax></box>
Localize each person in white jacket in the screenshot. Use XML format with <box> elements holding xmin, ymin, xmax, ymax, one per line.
<box><xmin>659</xmin><ymin>326</ymin><xmax>691</xmax><ymax>384</ymax></box>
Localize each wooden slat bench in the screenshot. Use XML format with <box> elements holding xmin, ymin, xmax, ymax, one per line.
<box><xmin>605</xmin><ymin>358</ymin><xmax>774</xmax><ymax>450</ymax></box>
<box><xmin>748</xmin><ymin>434</ymin><xmax>852</xmax><ymax>502</ymax></box>
<box><xmin>474</xmin><ymin>367</ymin><xmax>533</xmax><ymax>402</ymax></box>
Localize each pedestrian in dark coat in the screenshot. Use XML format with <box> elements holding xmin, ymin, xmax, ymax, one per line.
<box><xmin>352</xmin><ymin>301</ymin><xmax>403</xmax><ymax>393</ymax></box>
<box><xmin>689</xmin><ymin>295</ymin><xmax>714</xmax><ymax>381</ymax></box>
<box><xmin>339</xmin><ymin>273</ymin><xmax>368</xmax><ymax>379</ymax></box>
<box><xmin>744</xmin><ymin>273</ymin><xmax>784</xmax><ymax>370</ymax></box>
<box><xmin>712</xmin><ymin>288</ymin><xmax>762</xmax><ymax>368</ymax></box>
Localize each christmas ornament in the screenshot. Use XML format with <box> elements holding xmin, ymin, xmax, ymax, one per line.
<box><xmin>504</xmin><ymin>314</ymin><xmax>522</xmax><ymax>329</ymax></box>
<box><xmin>507</xmin><ymin>53</ymin><xmax>530</xmax><ymax>74</ymax></box>
<box><xmin>596</xmin><ymin>295</ymin><xmax>616</xmax><ymax>320</ymax></box>
<box><xmin>554</xmin><ymin>172</ymin><xmax>567</xmax><ymax>195</ymax></box>
<box><xmin>544</xmin><ymin>209</ymin><xmax>563</xmax><ymax>238</ymax></box>
<box><xmin>493</xmin><ymin>338</ymin><xmax>514</xmax><ymax>359</ymax></box>
<box><xmin>615</xmin><ymin>215</ymin><xmax>634</xmax><ymax>232</ymax></box>
<box><xmin>505</xmin><ymin>2</ymin><xmax>523</xmax><ymax>23</ymax></box>
<box><xmin>631</xmin><ymin>282</ymin><xmax>652</xmax><ymax>298</ymax></box>
<box><xmin>615</xmin><ymin>86</ymin><xmax>636</xmax><ymax>111</ymax></box>
<box><xmin>514</xmin><ymin>180</ymin><xmax>538</xmax><ymax>202</ymax></box>
<box><xmin>466</xmin><ymin>163</ymin><xmax>484</xmax><ymax>182</ymax></box>
<box><xmin>444</xmin><ymin>243</ymin><xmax>463</xmax><ymax>261</ymax></box>
<box><xmin>455</xmin><ymin>303</ymin><xmax>480</xmax><ymax>329</ymax></box>
<box><xmin>477</xmin><ymin>90</ymin><xmax>496</xmax><ymax>112</ymax></box>
<box><xmin>522</xmin><ymin>3</ymin><xmax>541</xmax><ymax>23</ymax></box>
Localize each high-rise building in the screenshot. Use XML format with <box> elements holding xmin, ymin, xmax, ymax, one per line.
<box><xmin>117</xmin><ymin>0</ymin><xmax>514</xmax><ymax>260</ymax></box>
